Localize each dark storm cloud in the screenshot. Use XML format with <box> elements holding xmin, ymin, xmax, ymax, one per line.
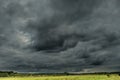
<box><xmin>27</xmin><ymin>0</ymin><xmax>102</xmax><ymax>52</ymax></box>
<box><xmin>0</xmin><ymin>0</ymin><xmax>120</xmax><ymax>72</ymax></box>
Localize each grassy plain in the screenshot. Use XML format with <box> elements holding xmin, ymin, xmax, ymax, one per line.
<box><xmin>0</xmin><ymin>74</ymin><xmax>120</xmax><ymax>80</ymax></box>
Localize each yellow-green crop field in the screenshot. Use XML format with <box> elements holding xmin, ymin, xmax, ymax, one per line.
<box><xmin>0</xmin><ymin>75</ymin><xmax>120</xmax><ymax>80</ymax></box>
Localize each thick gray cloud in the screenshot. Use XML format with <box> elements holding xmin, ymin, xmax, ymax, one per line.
<box><xmin>0</xmin><ymin>0</ymin><xmax>120</xmax><ymax>73</ymax></box>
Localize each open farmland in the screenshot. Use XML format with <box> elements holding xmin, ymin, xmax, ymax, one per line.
<box><xmin>0</xmin><ymin>74</ymin><xmax>120</xmax><ymax>80</ymax></box>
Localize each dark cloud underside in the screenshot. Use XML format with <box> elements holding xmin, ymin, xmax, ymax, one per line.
<box><xmin>0</xmin><ymin>0</ymin><xmax>120</xmax><ymax>72</ymax></box>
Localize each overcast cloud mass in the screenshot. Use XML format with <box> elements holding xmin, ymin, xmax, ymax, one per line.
<box><xmin>0</xmin><ymin>0</ymin><xmax>120</xmax><ymax>73</ymax></box>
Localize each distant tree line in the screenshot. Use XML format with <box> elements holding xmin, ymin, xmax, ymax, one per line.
<box><xmin>0</xmin><ymin>71</ymin><xmax>120</xmax><ymax>77</ymax></box>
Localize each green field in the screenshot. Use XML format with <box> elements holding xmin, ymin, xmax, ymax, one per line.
<box><xmin>0</xmin><ymin>75</ymin><xmax>120</xmax><ymax>80</ymax></box>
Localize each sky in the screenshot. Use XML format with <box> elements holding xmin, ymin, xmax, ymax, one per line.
<box><xmin>0</xmin><ymin>0</ymin><xmax>120</xmax><ymax>73</ymax></box>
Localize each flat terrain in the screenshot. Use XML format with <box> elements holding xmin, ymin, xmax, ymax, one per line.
<box><xmin>0</xmin><ymin>75</ymin><xmax>120</xmax><ymax>80</ymax></box>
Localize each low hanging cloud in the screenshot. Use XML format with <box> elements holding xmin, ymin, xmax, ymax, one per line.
<box><xmin>0</xmin><ymin>0</ymin><xmax>120</xmax><ymax>72</ymax></box>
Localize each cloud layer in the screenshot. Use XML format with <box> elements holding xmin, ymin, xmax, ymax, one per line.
<box><xmin>0</xmin><ymin>0</ymin><xmax>120</xmax><ymax>72</ymax></box>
